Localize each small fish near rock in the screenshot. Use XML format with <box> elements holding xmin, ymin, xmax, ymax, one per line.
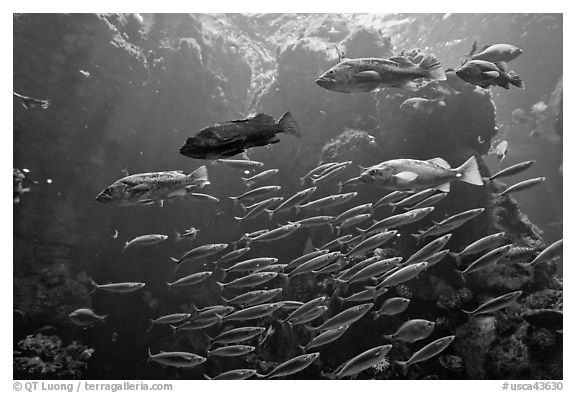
<box><xmin>180</xmin><ymin>112</ymin><xmax>301</xmax><ymax>160</ymax></box>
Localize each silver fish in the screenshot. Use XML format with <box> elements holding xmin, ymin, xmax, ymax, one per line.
<box><xmin>90</xmin><ymin>281</ymin><xmax>145</xmax><ymax>294</ymax></box>
<box><xmin>377</xmin><ymin>262</ymin><xmax>428</xmax><ymax>289</ymax></box>
<box><xmin>300</xmin><ymin>325</ymin><xmax>349</xmax><ymax>352</ymax></box>
<box><xmin>300</xmin><ymin>192</ymin><xmax>358</xmax><ymax>211</ymax></box>
<box><xmin>285</xmin><ymin>249</ymin><xmax>330</xmax><ymax>272</ymax></box>
<box><xmin>488</xmin><ymin>160</ymin><xmax>535</xmax><ymax>181</ymax></box>
<box><xmin>334</xmin><ymin>203</ymin><xmax>374</xmax><ymax>225</ymax></box>
<box><xmin>403</xmin><ymin>234</ymin><xmax>453</xmax><ymax>266</ymax></box>
<box><xmin>359</xmin><ymin>208</ymin><xmax>434</xmax><ymax>238</ymax></box>
<box><xmin>389</xmin><ymin>188</ymin><xmax>437</xmax><ymax>212</ymax></box>
<box><xmin>289</xmin><ymin>252</ymin><xmax>343</xmax><ymax>277</ymax></box>
<box><xmin>300</xmin><ymin>162</ymin><xmax>340</xmax><ymax>185</ymax></box>
<box><xmin>266</xmin><ymin>187</ymin><xmax>317</xmax><ymax>218</ymax></box>
<box><xmin>223</xmin><ymin>302</ymin><xmax>284</xmax><ymax>321</ymax></box>
<box><xmin>148</xmin><ymin>313</ymin><xmax>191</xmax><ymax>331</ymax></box>
<box><xmin>408</xmin><ymin>192</ymin><xmax>448</xmax><ymax>210</ymax></box>
<box><xmin>230</xmin><ymin>186</ymin><xmax>281</xmax><ymax>204</ymax></box>
<box><xmin>412</xmin><ymin>208</ymin><xmax>484</xmax><ymax>244</ymax></box>
<box><xmin>242</xmin><ymin>169</ymin><xmax>279</xmax><ymax>188</ymax></box>
<box><xmin>281</xmin><ymin>296</ymin><xmax>328</xmax><ymax>323</ymax></box>
<box><xmin>216</xmin><ymin>272</ymin><xmax>278</xmax><ymax>291</ymax></box>
<box><xmin>222</xmin><ymin>288</ymin><xmax>283</xmax><ymax>307</ymax></box>
<box><xmin>147</xmin><ymin>349</ymin><xmax>206</xmax><ymax>368</ymax></box>
<box><xmin>332</xmin><ymin>344</ymin><xmax>393</xmax><ymax>379</ymax></box>
<box><xmin>383</xmin><ymin>319</ymin><xmax>435</xmax><ymax>343</ymax></box>
<box><xmin>171</xmin><ymin>243</ymin><xmax>228</xmax><ymax>267</ymax></box>
<box><xmin>395</xmin><ymin>336</ymin><xmax>455</xmax><ymax>375</ymax></box>
<box><xmin>372</xmin><ymin>297</ymin><xmax>410</xmax><ymax>319</ymax></box>
<box><xmin>462</xmin><ymin>290</ymin><xmax>523</xmax><ymax>317</ymax></box>
<box><xmin>289</xmin><ymin>215</ymin><xmax>335</xmax><ymax>229</ymax></box>
<box><xmin>166</xmin><ymin>271</ymin><xmax>212</xmax><ymax>288</ymax></box>
<box><xmin>249</xmin><ymin>222</ymin><xmax>301</xmax><ymax>243</ymax></box>
<box><xmin>123</xmin><ymin>234</ymin><xmax>168</xmax><ymax>251</ymax></box>
<box><xmin>498</xmin><ymin>177</ymin><xmax>546</xmax><ymax>197</ymax></box>
<box><xmin>455</xmin><ymin>244</ymin><xmax>512</xmax><ymax>278</ymax></box>
<box><xmin>528</xmin><ymin>239</ymin><xmax>562</xmax><ymax>266</ymax></box>
<box><xmin>207</xmin><ymin>345</ymin><xmax>255</xmax><ymax>357</ymax></box>
<box><xmin>309</xmin><ymin>303</ymin><xmax>374</xmax><ymax>332</ymax></box>
<box><xmin>204</xmin><ymin>369</ymin><xmax>259</xmax><ymax>380</ymax></box>
<box><xmin>257</xmin><ymin>353</ymin><xmax>320</xmax><ymax>379</ymax></box>
<box><xmin>69</xmin><ymin>308</ymin><xmax>107</xmax><ymax>327</ymax></box>
<box><xmin>346</xmin><ymin>230</ymin><xmax>397</xmax><ymax>258</ymax></box>
<box><xmin>186</xmin><ymin>192</ymin><xmax>220</xmax><ymax>203</ymax></box>
<box><xmin>448</xmin><ymin>232</ymin><xmax>507</xmax><ymax>265</ymax></box>
<box><xmin>374</xmin><ymin>191</ymin><xmax>414</xmax><ymax>209</ymax></box>
<box><xmin>224</xmin><ymin>257</ymin><xmax>278</xmax><ymax>274</ymax></box>
<box><xmin>206</xmin><ymin>327</ymin><xmax>266</xmax><ymax>346</ymax></box>
<box><xmin>216</xmin><ymin>159</ymin><xmax>264</xmax><ymax>170</ymax></box>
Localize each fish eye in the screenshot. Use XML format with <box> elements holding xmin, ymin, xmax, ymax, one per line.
<box><xmin>369</xmin><ymin>169</ymin><xmax>378</xmax><ymax>176</ymax></box>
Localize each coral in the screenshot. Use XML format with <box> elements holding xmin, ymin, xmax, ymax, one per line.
<box><xmin>13</xmin><ymin>334</ymin><xmax>94</xmax><ymax>379</ymax></box>
<box><xmin>13</xmin><ymin>168</ymin><xmax>30</xmax><ymax>204</ymax></box>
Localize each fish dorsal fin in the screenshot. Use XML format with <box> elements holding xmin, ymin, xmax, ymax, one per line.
<box><xmin>427</xmin><ymin>158</ymin><xmax>451</xmax><ymax>169</ymax></box>
<box><xmin>389</xmin><ymin>56</ymin><xmax>413</xmax><ymax>66</ymax></box>
<box><xmin>249</xmin><ymin>113</ymin><xmax>275</xmax><ymax>124</ymax></box>
<box><xmin>393</xmin><ymin>171</ymin><xmax>418</xmax><ymax>184</ymax></box>
<box><xmin>334</xmin><ymin>46</ymin><xmax>346</xmax><ymax>62</ymax></box>
<box><xmin>352</xmin><ymin>71</ymin><xmax>381</xmax><ymax>82</ymax></box>
<box><xmin>479</xmin><ymin>44</ymin><xmax>491</xmax><ymax>52</ymax></box>
<box><xmin>482</xmin><ymin>71</ymin><xmax>500</xmax><ymax>79</ymax></box>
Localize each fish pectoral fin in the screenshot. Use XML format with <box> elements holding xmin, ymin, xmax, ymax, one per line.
<box><xmin>496</xmin><ymin>61</ymin><xmax>509</xmax><ymax>72</ymax></box>
<box><xmin>130</xmin><ymin>183</ymin><xmax>150</xmax><ymax>192</ymax></box>
<box><xmin>436</xmin><ymin>182</ymin><xmax>451</xmax><ymax>192</ymax></box>
<box><xmin>482</xmin><ymin>71</ymin><xmax>500</xmax><ymax>79</ymax></box>
<box><xmin>427</xmin><ymin>157</ymin><xmax>451</xmax><ymax>169</ymax></box>
<box><xmin>166</xmin><ymin>188</ymin><xmax>188</xmax><ymax>198</ymax></box>
<box><xmin>267</xmin><ymin>135</ymin><xmax>281</xmax><ymax>144</ymax></box>
<box><xmin>352</xmin><ymin>71</ymin><xmax>382</xmax><ymax>82</ymax></box>
<box><xmin>392</xmin><ymin>171</ymin><xmax>419</xmax><ymax>184</ymax></box>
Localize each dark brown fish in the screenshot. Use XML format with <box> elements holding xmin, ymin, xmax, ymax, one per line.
<box><xmin>180</xmin><ymin>112</ymin><xmax>301</xmax><ymax>159</ymax></box>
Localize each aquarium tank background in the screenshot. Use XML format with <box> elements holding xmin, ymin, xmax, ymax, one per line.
<box><xmin>13</xmin><ymin>13</ymin><xmax>562</xmax><ymax>380</ymax></box>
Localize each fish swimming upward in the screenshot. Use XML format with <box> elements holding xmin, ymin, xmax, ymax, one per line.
<box><xmin>180</xmin><ymin>112</ymin><xmax>301</xmax><ymax>160</ymax></box>
<box><xmin>96</xmin><ymin>166</ymin><xmax>209</xmax><ymax>206</ymax></box>
<box><xmin>359</xmin><ymin>156</ymin><xmax>483</xmax><ymax>192</ymax></box>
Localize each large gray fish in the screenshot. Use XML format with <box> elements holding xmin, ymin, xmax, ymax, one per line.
<box><xmin>204</xmin><ymin>369</ymin><xmax>259</xmax><ymax>380</ymax></box>
<box><xmin>330</xmin><ymin>345</ymin><xmax>393</xmax><ymax>379</ymax></box>
<box><xmin>462</xmin><ymin>290</ymin><xmax>523</xmax><ymax>317</ymax></box>
<box><xmin>455</xmin><ymin>244</ymin><xmax>512</xmax><ymax>278</ymax></box>
<box><xmin>383</xmin><ymin>319</ymin><xmax>435</xmax><ymax>343</ymax></box>
<box><xmin>456</xmin><ymin>60</ymin><xmax>524</xmax><ymax>90</ymax></box>
<box><xmin>266</xmin><ymin>187</ymin><xmax>317</xmax><ymax>218</ymax></box>
<box><xmin>412</xmin><ymin>208</ymin><xmax>484</xmax><ymax>244</ymax></box>
<box><xmin>395</xmin><ymin>336</ymin><xmax>455</xmax><ymax>375</ymax></box>
<box><xmin>498</xmin><ymin>177</ymin><xmax>546</xmax><ymax>197</ymax></box>
<box><xmin>68</xmin><ymin>308</ymin><xmax>107</xmax><ymax>327</ymax></box>
<box><xmin>471</xmin><ymin>43</ymin><xmax>523</xmax><ymax>64</ymax></box>
<box><xmin>308</xmin><ymin>303</ymin><xmax>374</xmax><ymax>332</ymax></box>
<box><xmin>96</xmin><ymin>166</ymin><xmax>209</xmax><ymax>206</ymax></box>
<box><xmin>359</xmin><ymin>156</ymin><xmax>482</xmax><ymax>192</ymax></box>
<box><xmin>299</xmin><ymin>325</ymin><xmax>350</xmax><ymax>352</ymax></box>
<box><xmin>147</xmin><ymin>349</ymin><xmax>206</xmax><ymax>368</ymax></box>
<box><xmin>222</xmin><ymin>302</ymin><xmax>285</xmax><ymax>321</ymax></box>
<box><xmin>448</xmin><ymin>232</ymin><xmax>507</xmax><ymax>265</ymax></box>
<box><xmin>316</xmin><ymin>53</ymin><xmax>446</xmax><ymax>93</ymax></box>
<box><xmin>256</xmin><ymin>353</ymin><xmax>320</xmax><ymax>379</ymax></box>
<box><xmin>180</xmin><ymin>112</ymin><xmax>301</xmax><ymax>159</ymax></box>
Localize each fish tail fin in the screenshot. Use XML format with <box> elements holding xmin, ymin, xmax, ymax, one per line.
<box><xmin>411</xmin><ymin>233</ymin><xmax>423</xmax><ymax>245</ymax></box>
<box><xmin>389</xmin><ymin>203</ymin><xmax>397</xmax><ymax>213</ymax></box>
<box><xmin>419</xmin><ymin>54</ymin><xmax>446</xmax><ymax>81</ymax></box>
<box><xmin>169</xmin><ymin>325</ymin><xmax>178</xmax><ymax>336</ymax></box>
<box><xmin>254</xmin><ymin>373</ymin><xmax>267</xmax><ymax>379</ymax></box>
<box><xmin>395</xmin><ymin>361</ymin><xmax>410</xmax><ymax>376</ymax></box>
<box><xmin>448</xmin><ymin>252</ymin><xmax>462</xmax><ymax>266</ymax></box>
<box><xmin>203</xmin><ymin>374</ymin><xmax>212</xmax><ymax>380</ymax></box>
<box><xmin>303</xmin><ymin>325</ymin><xmax>317</xmax><ymax>333</ymax></box>
<box><xmin>215</xmin><ymin>281</ymin><xmax>225</xmax><ymax>293</ymax></box>
<box><xmin>372</xmin><ymin>311</ymin><xmax>380</xmax><ymax>320</ymax></box>
<box><xmin>233</xmin><ymin>216</ymin><xmax>244</xmax><ymax>222</ymax></box>
<box><xmin>508</xmin><ymin>71</ymin><xmax>525</xmax><ymax>89</ymax></box>
<box><xmin>187</xmin><ymin>165</ymin><xmax>210</xmax><ymax>188</ymax></box>
<box><xmin>147</xmin><ymin>348</ymin><xmax>152</xmax><ymax>362</ymax></box>
<box><xmin>297</xmin><ymin>344</ymin><xmax>307</xmax><ymax>354</ymax></box>
<box><xmin>174</xmin><ymin>230</ymin><xmax>182</xmax><ymax>242</ymax></box>
<box><xmin>336</xmin><ymin>182</ymin><xmax>343</xmax><ymax>194</ymax></box>
<box><xmin>203</xmin><ymin>332</ymin><xmax>213</xmax><ymax>345</ymax></box>
<box><xmin>88</xmin><ymin>278</ymin><xmax>100</xmax><ymax>294</ymax></box>
<box><xmin>455</xmin><ymin>156</ymin><xmax>483</xmax><ymax>186</ymax></box>
<box><xmin>454</xmin><ymin>269</ymin><xmax>466</xmax><ymax>283</ymax></box>
<box><xmin>265</xmin><ymin>209</ymin><xmax>274</xmax><ymax>220</ymax></box>
<box><xmin>383</xmin><ymin>334</ymin><xmax>394</xmax><ymax>341</ymax></box>
<box><xmin>278</xmin><ymin>112</ymin><xmax>301</xmax><ymax>137</ymax></box>
<box><xmin>146</xmin><ymin>320</ymin><xmax>155</xmax><ymax>332</ymax></box>
<box><xmin>170</xmin><ymin>258</ymin><xmax>181</xmax><ymax>275</ymax></box>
